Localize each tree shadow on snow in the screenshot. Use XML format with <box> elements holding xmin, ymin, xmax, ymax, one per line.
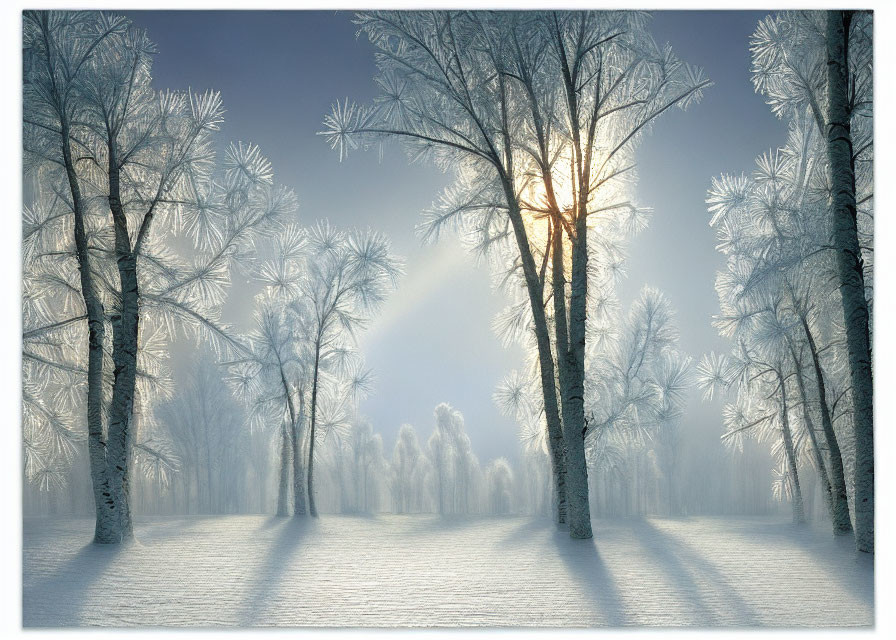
<box><xmin>634</xmin><ymin>519</ymin><xmax>759</xmax><ymax>626</ymax></box>
<box><xmin>721</xmin><ymin>518</ymin><xmax>874</xmax><ymax>604</ymax></box>
<box><xmin>23</xmin><ymin>542</ymin><xmax>123</xmax><ymax>627</ymax></box>
<box><xmin>239</xmin><ymin>517</ymin><xmax>316</xmax><ymax>626</ymax></box>
<box><xmin>550</xmin><ymin>527</ymin><xmax>630</xmax><ymax>627</ymax></box>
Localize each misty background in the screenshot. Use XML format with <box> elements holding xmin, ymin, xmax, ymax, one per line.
<box><xmin>126</xmin><ymin>10</ymin><xmax>787</xmax><ymax>465</ymax></box>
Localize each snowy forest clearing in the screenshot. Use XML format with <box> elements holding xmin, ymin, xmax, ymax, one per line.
<box><xmin>24</xmin><ymin>514</ymin><xmax>872</xmax><ymax>628</ymax></box>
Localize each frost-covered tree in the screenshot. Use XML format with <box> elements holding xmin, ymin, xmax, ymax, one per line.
<box><xmin>157</xmin><ymin>354</ymin><xmax>247</xmax><ymax>514</ymax></box>
<box><xmin>227</xmin><ymin>226</ymin><xmax>309</xmax><ymax>517</ymax></box>
<box><xmin>498</xmin><ymin>287</ymin><xmax>690</xmax><ymax>519</ymax></box>
<box><xmin>322</xmin><ymin>10</ymin><xmax>709</xmax><ymax>538</ymax></box>
<box><xmin>583</xmin><ymin>288</ymin><xmax>691</xmax><ymax>517</ymax></box>
<box><xmin>749</xmin><ymin>9</ymin><xmax>873</xmax><ymax>552</ymax></box>
<box><xmin>295</xmin><ymin>223</ymin><xmax>401</xmax><ymax>516</ymax></box>
<box><xmin>485</xmin><ymin>458</ymin><xmax>514</xmax><ymax>515</ymax></box>
<box><xmin>346</xmin><ymin>419</ymin><xmax>387</xmax><ymax>513</ymax></box>
<box><xmin>704</xmin><ymin>105</ymin><xmax>864</xmax><ymax>536</ymax></box>
<box><xmin>23</xmin><ymin>10</ymin><xmax>292</xmax><ymax>541</ymax></box>
<box><xmin>699</xmin><ymin>343</ymin><xmax>811</xmax><ymax>525</ymax></box>
<box><xmin>391</xmin><ymin>423</ymin><xmax>425</xmax><ymax>513</ymax></box>
<box><xmin>426</xmin><ymin>403</ymin><xmax>482</xmax><ymax>516</ymax></box>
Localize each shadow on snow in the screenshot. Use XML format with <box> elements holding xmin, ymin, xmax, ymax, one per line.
<box><xmin>239</xmin><ymin>516</ymin><xmax>316</xmax><ymax>626</ymax></box>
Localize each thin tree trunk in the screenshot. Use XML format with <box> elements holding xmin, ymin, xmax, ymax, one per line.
<box><xmin>789</xmin><ymin>345</ymin><xmax>834</xmax><ymax>520</ymax></box>
<box><xmin>279</xmin><ymin>361</ymin><xmax>306</xmax><ymax>517</ymax></box>
<box><xmin>800</xmin><ymin>315</ymin><xmax>853</xmax><ymax>535</ymax></box>
<box><xmin>503</xmin><ymin>192</ymin><xmax>568</xmax><ymax>526</ymax></box>
<box><xmin>33</xmin><ymin>13</ymin><xmax>115</xmax><ymax>543</ymax></box>
<box><xmin>59</xmin><ymin>124</ymin><xmax>116</xmax><ymax>544</ymax></box>
<box><xmin>778</xmin><ymin>373</ymin><xmax>806</xmax><ymax>525</ymax></box>
<box><xmin>438</xmin><ymin>462</ymin><xmax>444</xmax><ymax>515</ymax></box>
<box><xmin>826</xmin><ymin>9</ymin><xmax>874</xmax><ymax>554</ymax></box>
<box><xmin>307</xmin><ymin>343</ymin><xmax>322</xmax><ymax>517</ymax></box>
<box><xmin>511</xmin><ymin>52</ymin><xmax>571</xmax><ymax>528</ymax></box>
<box><xmin>276</xmin><ymin>420</ymin><xmax>291</xmax><ymax>517</ymax></box>
<box><xmin>291</xmin><ymin>392</ymin><xmax>307</xmax><ymax>516</ymax></box>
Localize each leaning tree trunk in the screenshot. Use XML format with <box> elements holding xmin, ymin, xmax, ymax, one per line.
<box><xmin>307</xmin><ymin>343</ymin><xmax>322</xmax><ymax>517</ymax></box>
<box><xmin>516</xmin><ymin>70</ymin><xmax>573</xmax><ymax>528</ymax></box>
<box><xmin>790</xmin><ymin>347</ymin><xmax>834</xmax><ymax>521</ymax></box>
<box><xmin>777</xmin><ymin>374</ymin><xmax>806</xmax><ymax>525</ymax></box>
<box><xmin>800</xmin><ymin>315</ymin><xmax>853</xmax><ymax>535</ymax></box>
<box><xmin>276</xmin><ymin>420</ymin><xmax>291</xmax><ymax>517</ymax></box>
<box><xmin>503</xmin><ymin>191</ymin><xmax>568</xmax><ymax>526</ymax></box>
<box><xmin>59</xmin><ymin>126</ymin><xmax>116</xmax><ymax>544</ymax></box>
<box><xmin>826</xmin><ymin>9</ymin><xmax>874</xmax><ymax>554</ymax></box>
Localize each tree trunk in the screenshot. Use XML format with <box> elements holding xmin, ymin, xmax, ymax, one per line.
<box><xmin>291</xmin><ymin>393</ymin><xmax>307</xmax><ymax>516</ymax></box>
<box><xmin>553</xmin><ymin>23</ymin><xmax>594</xmax><ymax>539</ymax></box>
<box><xmin>503</xmin><ymin>191</ymin><xmax>568</xmax><ymax>526</ymax></box>
<box><xmin>59</xmin><ymin>124</ymin><xmax>116</xmax><ymax>544</ymax></box>
<box><xmin>276</xmin><ymin>421</ymin><xmax>291</xmax><ymax>517</ymax></box>
<box><xmin>800</xmin><ymin>315</ymin><xmax>853</xmax><ymax>535</ymax></box>
<box><xmin>826</xmin><ymin>9</ymin><xmax>874</xmax><ymax>554</ymax></box>
<box><xmin>104</xmin><ymin>147</ymin><xmax>139</xmax><ymax>542</ymax></box>
<box><xmin>778</xmin><ymin>375</ymin><xmax>806</xmax><ymax>525</ymax></box>
<box><xmin>790</xmin><ymin>346</ymin><xmax>834</xmax><ymax>521</ymax></box>
<box><xmin>307</xmin><ymin>344</ymin><xmax>322</xmax><ymax>517</ymax></box>
<box><xmin>550</xmin><ymin>217</ymin><xmax>592</xmax><ymax>538</ymax></box>
<box><xmin>561</xmin><ymin>201</ymin><xmax>593</xmax><ymax>539</ymax></box>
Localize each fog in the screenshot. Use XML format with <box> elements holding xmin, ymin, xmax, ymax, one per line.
<box><xmin>22</xmin><ymin>8</ymin><xmax>874</xmax><ymax>629</ymax></box>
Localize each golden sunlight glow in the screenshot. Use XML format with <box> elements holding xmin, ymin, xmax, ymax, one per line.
<box><xmin>517</xmin><ymin>142</ymin><xmax>623</xmax><ymax>288</ymax></box>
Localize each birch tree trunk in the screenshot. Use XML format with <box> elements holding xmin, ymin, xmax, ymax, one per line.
<box><xmin>555</xmin><ymin>17</ymin><xmax>595</xmax><ymax>540</ymax></box>
<box><xmin>826</xmin><ymin>9</ymin><xmax>874</xmax><ymax>554</ymax></box>
<box><xmin>291</xmin><ymin>393</ymin><xmax>307</xmax><ymax>516</ymax></box>
<box><xmin>307</xmin><ymin>342</ymin><xmax>322</xmax><ymax>517</ymax></box>
<box><xmin>59</xmin><ymin>125</ymin><xmax>116</xmax><ymax>543</ymax></box>
<box><xmin>276</xmin><ymin>420</ymin><xmax>291</xmax><ymax>516</ymax></box>
<box><xmin>778</xmin><ymin>374</ymin><xmax>806</xmax><ymax>525</ymax></box>
<box><xmin>503</xmin><ymin>190</ymin><xmax>568</xmax><ymax>527</ymax></box>
<box><xmin>510</xmin><ymin>55</ymin><xmax>571</xmax><ymax>528</ymax></box>
<box><xmin>789</xmin><ymin>347</ymin><xmax>834</xmax><ymax>520</ymax></box>
<box><xmin>551</xmin><ymin>216</ymin><xmax>592</xmax><ymax>538</ymax></box>
<box><xmin>800</xmin><ymin>316</ymin><xmax>853</xmax><ymax>535</ymax></box>
<box><xmin>562</xmin><ymin>223</ymin><xmax>593</xmax><ymax>539</ymax></box>
<box><xmin>103</xmin><ymin>146</ymin><xmax>140</xmax><ymax>542</ymax></box>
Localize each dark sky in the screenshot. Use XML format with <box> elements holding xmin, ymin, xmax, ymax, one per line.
<box><xmin>128</xmin><ymin>10</ymin><xmax>788</xmax><ymax>465</ymax></box>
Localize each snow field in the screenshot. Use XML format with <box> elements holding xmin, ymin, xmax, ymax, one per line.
<box><xmin>23</xmin><ymin>514</ymin><xmax>873</xmax><ymax>627</ymax></box>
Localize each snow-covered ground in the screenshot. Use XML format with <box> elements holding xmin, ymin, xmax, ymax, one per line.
<box><xmin>23</xmin><ymin>514</ymin><xmax>873</xmax><ymax>628</ymax></box>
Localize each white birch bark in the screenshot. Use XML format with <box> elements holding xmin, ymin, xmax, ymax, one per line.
<box><xmin>826</xmin><ymin>9</ymin><xmax>874</xmax><ymax>554</ymax></box>
<box><xmin>276</xmin><ymin>421</ymin><xmax>291</xmax><ymax>517</ymax></box>
<box><xmin>778</xmin><ymin>372</ymin><xmax>806</xmax><ymax>525</ymax></box>
<box><xmin>291</xmin><ymin>391</ymin><xmax>307</xmax><ymax>516</ymax></box>
<box><xmin>800</xmin><ymin>315</ymin><xmax>853</xmax><ymax>535</ymax></box>
<box><xmin>789</xmin><ymin>345</ymin><xmax>834</xmax><ymax>520</ymax></box>
<box><xmin>104</xmin><ymin>147</ymin><xmax>139</xmax><ymax>541</ymax></box>
<box><xmin>306</xmin><ymin>342</ymin><xmax>322</xmax><ymax>518</ymax></box>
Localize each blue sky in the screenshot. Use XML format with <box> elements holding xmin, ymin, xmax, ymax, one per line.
<box><xmin>128</xmin><ymin>10</ymin><xmax>788</xmax><ymax>464</ymax></box>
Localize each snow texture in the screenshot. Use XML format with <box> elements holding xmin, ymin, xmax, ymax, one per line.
<box><xmin>24</xmin><ymin>515</ymin><xmax>872</xmax><ymax>628</ymax></box>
